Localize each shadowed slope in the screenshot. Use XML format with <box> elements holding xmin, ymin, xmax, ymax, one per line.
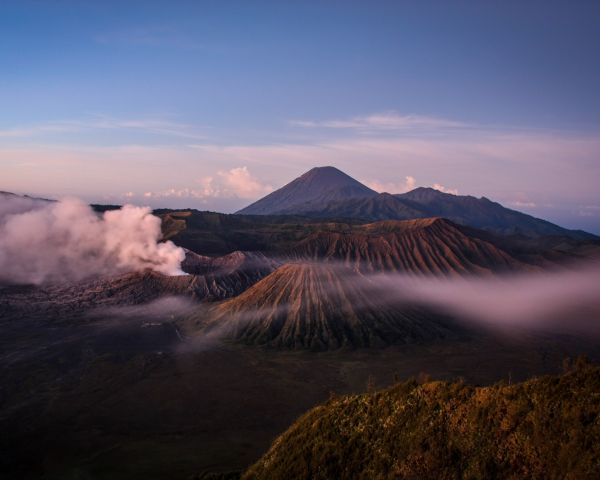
<box><xmin>157</xmin><ymin>209</ymin><xmax>598</xmax><ymax>265</ymax></box>
<box><xmin>244</xmin><ymin>364</ymin><xmax>600</xmax><ymax>480</ymax></box>
<box><xmin>288</xmin><ymin>218</ymin><xmax>530</xmax><ymax>274</ymax></box>
<box><xmin>290</xmin><ymin>192</ymin><xmax>423</xmax><ymax>220</ymax></box>
<box><xmin>397</xmin><ymin>187</ymin><xmax>596</xmax><ymax>240</ymax></box>
<box><xmin>0</xmin><ymin>252</ymin><xmax>280</xmax><ymax>322</ymax></box>
<box><xmin>203</xmin><ymin>263</ymin><xmax>462</xmax><ymax>350</ymax></box>
<box><xmin>182</xmin><ymin>250</ymin><xmax>280</xmax><ymax>276</ymax></box>
<box><xmin>0</xmin><ymin>271</ymin><xmax>250</xmax><ymax>322</ymax></box>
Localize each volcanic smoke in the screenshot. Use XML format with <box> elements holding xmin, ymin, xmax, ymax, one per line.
<box><xmin>0</xmin><ymin>197</ymin><xmax>185</xmax><ymax>285</ymax></box>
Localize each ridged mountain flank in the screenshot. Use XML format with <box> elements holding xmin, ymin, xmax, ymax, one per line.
<box><xmin>201</xmin><ymin>263</ymin><xmax>462</xmax><ymax>350</ymax></box>
<box><xmin>287</xmin><ymin>218</ymin><xmax>530</xmax><ymax>274</ymax></box>
<box><xmin>236</xmin><ymin>166</ymin><xmax>376</xmax><ymax>215</ymax></box>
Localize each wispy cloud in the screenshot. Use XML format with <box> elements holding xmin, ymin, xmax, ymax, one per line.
<box><xmin>85</xmin><ymin>117</ymin><xmax>208</xmax><ymax>140</ymax></box>
<box><xmin>508</xmin><ymin>200</ymin><xmax>537</xmax><ymax>208</ymax></box>
<box><xmin>95</xmin><ymin>25</ymin><xmax>203</xmax><ymax>50</ymax></box>
<box><xmin>290</xmin><ymin>111</ymin><xmax>468</xmax><ymax>132</ymax></box>
<box><xmin>0</xmin><ymin>124</ymin><xmax>77</xmax><ymax>138</ymax></box>
<box><xmin>578</xmin><ymin>205</ymin><xmax>600</xmax><ymax>217</ymax></box>
<box><xmin>0</xmin><ymin>116</ymin><xmax>207</xmax><ymax>141</ymax></box>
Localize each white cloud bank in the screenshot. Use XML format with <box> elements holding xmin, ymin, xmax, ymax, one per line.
<box><xmin>366</xmin><ymin>176</ymin><xmax>416</xmax><ymax>194</ymax></box>
<box><xmin>431</xmin><ymin>183</ymin><xmax>459</xmax><ymax>195</ymax></box>
<box><xmin>142</xmin><ymin>166</ymin><xmax>273</xmax><ymax>201</ymax></box>
<box><xmin>366</xmin><ymin>177</ymin><xmax>458</xmax><ymax>195</ymax></box>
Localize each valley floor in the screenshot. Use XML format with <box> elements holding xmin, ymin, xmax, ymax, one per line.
<box><xmin>1</xmin><ymin>312</ymin><xmax>598</xmax><ymax>479</ymax></box>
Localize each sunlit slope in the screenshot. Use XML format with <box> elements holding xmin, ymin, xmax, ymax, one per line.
<box><xmin>244</xmin><ymin>364</ymin><xmax>600</xmax><ymax>479</ymax></box>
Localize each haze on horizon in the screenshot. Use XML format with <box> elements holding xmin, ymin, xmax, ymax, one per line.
<box><xmin>1</xmin><ymin>1</ymin><xmax>599</xmax><ymax>233</ymax></box>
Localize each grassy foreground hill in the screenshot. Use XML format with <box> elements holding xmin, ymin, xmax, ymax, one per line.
<box><xmin>243</xmin><ymin>362</ymin><xmax>600</xmax><ymax>479</ymax></box>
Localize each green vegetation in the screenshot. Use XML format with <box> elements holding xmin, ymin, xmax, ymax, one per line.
<box><xmin>244</xmin><ymin>362</ymin><xmax>600</xmax><ymax>479</ymax></box>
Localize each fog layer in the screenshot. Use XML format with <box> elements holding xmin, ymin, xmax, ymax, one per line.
<box><xmin>370</xmin><ymin>266</ymin><xmax>600</xmax><ymax>336</ymax></box>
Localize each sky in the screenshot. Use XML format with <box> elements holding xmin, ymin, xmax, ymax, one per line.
<box><xmin>1</xmin><ymin>0</ymin><xmax>600</xmax><ymax>233</ymax></box>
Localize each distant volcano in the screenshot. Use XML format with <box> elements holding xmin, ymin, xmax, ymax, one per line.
<box><xmin>236</xmin><ymin>166</ymin><xmax>595</xmax><ymax>239</ymax></box>
<box><xmin>201</xmin><ymin>263</ymin><xmax>463</xmax><ymax>350</ymax></box>
<box><xmin>236</xmin><ymin>166</ymin><xmax>376</xmax><ymax>215</ymax></box>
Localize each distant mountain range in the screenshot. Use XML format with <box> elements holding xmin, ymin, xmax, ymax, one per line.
<box><xmin>237</xmin><ymin>166</ymin><xmax>595</xmax><ymax>240</ymax></box>
<box><xmin>3</xmin><ymin>167</ymin><xmax>595</xmax><ymax>240</ymax></box>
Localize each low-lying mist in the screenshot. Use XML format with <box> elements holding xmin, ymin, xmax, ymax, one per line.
<box><xmin>193</xmin><ymin>261</ymin><xmax>600</xmax><ymax>341</ymax></box>
<box><xmin>0</xmin><ymin>196</ymin><xmax>185</xmax><ymax>285</ymax></box>
<box><xmin>374</xmin><ymin>265</ymin><xmax>600</xmax><ymax>337</ymax></box>
<box><xmin>90</xmin><ymin>296</ymin><xmax>196</xmax><ymax>321</ymax></box>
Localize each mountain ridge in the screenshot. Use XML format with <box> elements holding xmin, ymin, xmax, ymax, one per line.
<box><xmin>286</xmin><ymin>217</ymin><xmax>530</xmax><ymax>274</ymax></box>
<box><xmin>396</xmin><ymin>187</ymin><xmax>595</xmax><ymax>239</ymax></box>
<box><xmin>236</xmin><ymin>167</ymin><xmax>596</xmax><ymax>240</ymax></box>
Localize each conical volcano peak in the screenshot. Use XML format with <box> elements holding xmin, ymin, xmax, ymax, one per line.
<box><xmin>298</xmin><ymin>166</ymin><xmax>360</xmax><ymax>184</ymax></box>
<box><xmin>236</xmin><ymin>166</ymin><xmax>376</xmax><ymax>215</ymax></box>
<box><xmin>201</xmin><ymin>262</ymin><xmax>462</xmax><ymax>350</ymax></box>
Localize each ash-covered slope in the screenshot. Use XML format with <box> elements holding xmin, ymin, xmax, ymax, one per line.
<box><xmin>0</xmin><ymin>271</ymin><xmax>191</xmax><ymax>322</ymax></box>
<box><xmin>0</xmin><ymin>251</ymin><xmax>279</xmax><ymax>322</ymax></box>
<box><xmin>203</xmin><ymin>263</ymin><xmax>462</xmax><ymax>350</ymax></box>
<box><xmin>287</xmin><ymin>218</ymin><xmax>530</xmax><ymax>274</ymax></box>
<box><xmin>236</xmin><ymin>166</ymin><xmax>376</xmax><ymax>215</ymax></box>
<box><xmin>182</xmin><ymin>250</ymin><xmax>279</xmax><ymax>276</ymax></box>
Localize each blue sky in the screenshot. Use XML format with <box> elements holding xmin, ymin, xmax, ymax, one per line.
<box><xmin>1</xmin><ymin>0</ymin><xmax>600</xmax><ymax>233</ymax></box>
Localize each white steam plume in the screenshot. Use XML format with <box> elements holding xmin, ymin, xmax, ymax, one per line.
<box><xmin>0</xmin><ymin>197</ymin><xmax>185</xmax><ymax>285</ymax></box>
<box><xmin>0</xmin><ymin>192</ymin><xmax>49</xmax><ymax>218</ymax></box>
